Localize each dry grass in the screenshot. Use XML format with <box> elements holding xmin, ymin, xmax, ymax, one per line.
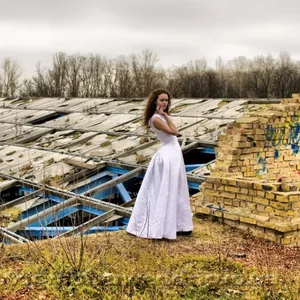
<box><xmin>0</xmin><ymin>218</ymin><xmax>300</xmax><ymax>299</ymax></box>
<box><xmin>0</xmin><ymin>207</ymin><xmax>22</xmax><ymax>227</ymax></box>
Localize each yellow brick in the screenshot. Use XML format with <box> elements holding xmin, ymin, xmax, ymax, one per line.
<box><xmin>237</xmin><ymin>194</ymin><xmax>253</xmax><ymax>201</ymax></box>
<box><xmin>275</xmin><ymin>223</ymin><xmax>297</xmax><ymax>232</ymax></box>
<box><xmin>239</xmin><ymin>201</ymin><xmax>247</xmax><ymax>208</ymax></box>
<box><xmin>225</xmin><ymin>186</ymin><xmax>240</xmax><ymax>193</ymax></box>
<box><xmin>281</xmin><ymin>236</ymin><xmax>294</xmax><ymax>245</ymax></box>
<box><xmin>274</xmin><ymin>209</ymin><xmax>289</xmax><ymax>217</ymax></box>
<box><xmin>255</xmin><ymin>211</ymin><xmax>269</xmax><ymax>217</ymax></box>
<box><xmin>242</xmin><ymin>148</ymin><xmax>253</xmax><ymax>154</ymax></box>
<box><xmin>240</xmin><ymin>154</ymin><xmax>254</xmax><ymax>160</ymax></box>
<box><xmin>213</xmin><ymin>211</ymin><xmax>223</xmax><ymax>217</ymax></box>
<box><xmin>291</xmin><ymin>202</ymin><xmax>300</xmax><ymax>209</ymax></box>
<box><xmin>220</xmin><ymin>192</ymin><xmax>236</xmax><ymax>199</ymax></box>
<box><xmin>248</xmin><ymin>203</ymin><xmax>256</xmax><ymax>209</ymax></box>
<box><xmin>223</xmin><ymin>213</ymin><xmax>239</xmax><ymax>221</ymax></box>
<box><xmin>256</xmin><ymin>204</ymin><xmax>265</xmax><ymax>212</ymax></box>
<box><xmin>206</xmin><ymin>177</ymin><xmax>222</xmax><ymax>184</ymax></box>
<box><xmin>266</xmin><ymin>151</ymin><xmax>274</xmax><ymax>157</ymax></box>
<box><xmin>286</xmin><ymin>210</ymin><xmax>298</xmax><ymax>217</ymax></box>
<box><xmin>194</xmin><ymin>200</ymin><xmax>204</xmax><ymax>207</ymax></box>
<box><xmin>265</xmin><ymin>206</ymin><xmax>275</xmax><ymax>213</ymax></box>
<box><xmin>276</xmin><ymin>194</ymin><xmax>289</xmax><ymax>202</ymax></box>
<box><xmin>226</xmin><ymin>178</ymin><xmax>238</xmax><ymax>186</ymax></box>
<box><xmin>257</xmin><ymin>221</ymin><xmax>276</xmax><ymax>229</ymax></box>
<box><xmin>224</xmin><ymin>198</ymin><xmax>233</xmax><ymax>205</ymax></box>
<box><xmin>249</xmin><ymin>190</ymin><xmax>257</xmax><ymax>196</ymax></box>
<box><xmin>236</xmin><ymin>117</ymin><xmax>259</xmax><ymax>124</ymax></box>
<box><xmin>232</xmin><ymin>200</ymin><xmax>240</xmax><ymax>207</ymax></box>
<box><xmin>204</xmin><ymin>195</ymin><xmax>218</xmax><ymax>202</ymax></box>
<box><xmin>257</xmin><ymin>191</ymin><xmax>266</xmax><ymax>198</ymax></box>
<box><xmin>253</xmin><ymin>197</ymin><xmax>269</xmax><ymax>205</ymax></box>
<box><xmin>205</xmin><ymin>183</ymin><xmax>214</xmax><ymax>189</ymax></box>
<box><xmin>265</xmin><ymin>193</ymin><xmax>275</xmax><ymax>200</ymax></box>
<box><xmin>205</xmin><ymin>190</ymin><xmax>220</xmax><ymax>197</ymax></box>
<box><xmin>240</xmin><ymin>188</ymin><xmax>249</xmax><ymax>195</ymax></box>
<box><xmin>239</xmin><ymin>141</ymin><xmax>253</xmax><ymax>148</ymax></box>
<box><xmin>240</xmin><ymin>216</ymin><xmax>257</xmax><ymax>225</ymax></box>
<box><xmin>236</xmin><ymin>180</ymin><xmax>254</xmax><ymax>189</ymax></box>
<box><xmin>215</xmin><ymin>185</ymin><xmax>225</xmax><ymax>191</ymax></box>
<box><xmin>289</xmin><ymin>195</ymin><xmax>300</xmax><ymax>202</ymax></box>
<box><xmin>270</xmin><ymin>201</ymin><xmax>290</xmax><ymax>210</ymax></box>
<box><xmin>195</xmin><ymin>207</ymin><xmax>211</xmax><ymax>214</ymax></box>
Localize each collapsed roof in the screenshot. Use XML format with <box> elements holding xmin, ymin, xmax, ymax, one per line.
<box><xmin>0</xmin><ymin>96</ymin><xmax>278</xmax><ymax>242</ymax></box>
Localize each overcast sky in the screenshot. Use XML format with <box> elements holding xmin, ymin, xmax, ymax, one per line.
<box><xmin>1</xmin><ymin>0</ymin><xmax>300</xmax><ymax>76</ymax></box>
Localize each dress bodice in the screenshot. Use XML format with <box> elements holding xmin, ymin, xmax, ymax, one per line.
<box><xmin>149</xmin><ymin>114</ymin><xmax>178</xmax><ymax>145</ymax></box>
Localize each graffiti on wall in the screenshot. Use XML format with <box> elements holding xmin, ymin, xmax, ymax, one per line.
<box><xmin>254</xmin><ymin>121</ymin><xmax>300</xmax><ymax>176</ymax></box>
<box><xmin>265</xmin><ymin>122</ymin><xmax>300</xmax><ymax>155</ymax></box>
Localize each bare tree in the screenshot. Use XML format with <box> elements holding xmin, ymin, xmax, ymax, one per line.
<box><xmin>13</xmin><ymin>49</ymin><xmax>300</xmax><ymax>99</ymax></box>
<box><xmin>215</xmin><ymin>56</ymin><xmax>229</xmax><ymax>98</ymax></box>
<box><xmin>130</xmin><ymin>49</ymin><xmax>162</xmax><ymax>97</ymax></box>
<box><xmin>66</xmin><ymin>54</ymin><xmax>85</xmax><ymax>97</ymax></box>
<box><xmin>114</xmin><ymin>56</ymin><xmax>133</xmax><ymax>98</ymax></box>
<box><xmin>32</xmin><ymin>62</ymin><xmax>52</xmax><ymax>97</ymax></box>
<box><xmin>19</xmin><ymin>79</ymin><xmax>34</xmax><ymax>97</ymax></box>
<box><xmin>80</xmin><ymin>54</ymin><xmax>108</xmax><ymax>97</ymax></box>
<box><xmin>205</xmin><ymin>69</ymin><xmax>221</xmax><ymax>98</ymax></box>
<box><xmin>227</xmin><ymin>56</ymin><xmax>249</xmax><ymax>97</ymax></box>
<box><xmin>167</xmin><ymin>66</ymin><xmax>189</xmax><ymax>98</ymax></box>
<box><xmin>49</xmin><ymin>52</ymin><xmax>69</xmax><ymax>97</ymax></box>
<box><xmin>272</xmin><ymin>52</ymin><xmax>297</xmax><ymax>98</ymax></box>
<box><xmin>0</xmin><ymin>73</ymin><xmax>3</xmax><ymax>97</ymax></box>
<box><xmin>247</xmin><ymin>55</ymin><xmax>276</xmax><ymax>98</ymax></box>
<box><xmin>0</xmin><ymin>58</ymin><xmax>22</xmax><ymax>97</ymax></box>
<box><xmin>189</xmin><ymin>59</ymin><xmax>207</xmax><ymax>97</ymax></box>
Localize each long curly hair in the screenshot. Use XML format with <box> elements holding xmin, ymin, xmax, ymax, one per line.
<box><xmin>143</xmin><ymin>89</ymin><xmax>171</xmax><ymax>128</ymax></box>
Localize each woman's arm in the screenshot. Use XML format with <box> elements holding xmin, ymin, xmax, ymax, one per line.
<box><xmin>152</xmin><ymin>107</ymin><xmax>179</xmax><ymax>136</ymax></box>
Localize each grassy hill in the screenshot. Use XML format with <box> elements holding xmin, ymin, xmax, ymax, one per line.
<box><xmin>1</xmin><ymin>218</ymin><xmax>300</xmax><ymax>299</ymax></box>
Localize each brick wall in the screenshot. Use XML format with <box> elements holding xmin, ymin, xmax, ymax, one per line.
<box><xmin>193</xmin><ymin>94</ymin><xmax>300</xmax><ymax>245</ymax></box>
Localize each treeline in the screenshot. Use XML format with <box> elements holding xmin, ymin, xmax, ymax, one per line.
<box><xmin>1</xmin><ymin>49</ymin><xmax>300</xmax><ymax>99</ymax></box>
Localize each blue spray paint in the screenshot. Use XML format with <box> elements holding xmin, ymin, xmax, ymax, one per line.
<box><xmin>266</xmin><ymin>122</ymin><xmax>300</xmax><ymax>156</ymax></box>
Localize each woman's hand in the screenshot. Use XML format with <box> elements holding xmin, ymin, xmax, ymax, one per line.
<box><xmin>156</xmin><ymin>105</ymin><xmax>167</xmax><ymax>116</ymax></box>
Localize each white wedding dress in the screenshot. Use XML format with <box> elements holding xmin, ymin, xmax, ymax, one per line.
<box><xmin>126</xmin><ymin>113</ymin><xmax>193</xmax><ymax>239</ymax></box>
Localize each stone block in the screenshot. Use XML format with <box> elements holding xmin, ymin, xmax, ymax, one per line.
<box><xmin>240</xmin><ymin>216</ymin><xmax>257</xmax><ymax>225</ymax></box>
<box><xmin>223</xmin><ymin>212</ymin><xmax>239</xmax><ymax>221</ymax></box>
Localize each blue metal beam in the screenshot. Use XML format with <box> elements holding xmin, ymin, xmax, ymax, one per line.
<box><xmin>188</xmin><ymin>182</ymin><xmax>201</xmax><ymax>190</ymax></box>
<box><xmin>116</xmin><ymin>183</ymin><xmax>131</xmax><ymax>202</ymax></box>
<box><xmin>20</xmin><ymin>200</ymin><xmax>56</xmax><ymax>219</ymax></box>
<box><xmin>185</xmin><ymin>164</ymin><xmax>204</xmax><ymax>172</ymax></box>
<box><xmin>93</xmin><ymin>187</ymin><xmax>117</xmax><ymax>200</ymax></box>
<box><xmin>106</xmin><ymin>166</ymin><xmax>145</xmax><ymax>179</ymax></box>
<box><xmin>73</xmin><ymin>175</ymin><xmax>112</xmax><ymax>194</ymax></box>
<box><xmin>19</xmin><ymin>186</ymin><xmax>44</xmax><ymax>197</ymax></box>
<box><xmin>20</xmin><ymin>226</ymin><xmax>123</xmax><ymax>238</ymax></box>
<box><xmin>78</xmin><ymin>204</ymin><xmax>105</xmax><ymax>216</ymax></box>
<box><xmin>87</xmin><ymin>170</ymin><xmax>113</xmax><ymax>182</ymax></box>
<box><xmin>19</xmin><ymin>186</ymin><xmax>67</xmax><ymax>203</ymax></box>
<box><xmin>28</xmin><ymin>206</ymin><xmax>79</xmax><ymax>227</ymax></box>
<box><xmin>197</xmin><ymin>146</ymin><xmax>215</xmax><ymax>154</ymax></box>
<box><xmin>106</xmin><ymin>166</ymin><xmax>130</xmax><ymax>175</ymax></box>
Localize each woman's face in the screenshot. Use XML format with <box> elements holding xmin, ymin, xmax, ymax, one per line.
<box><xmin>156</xmin><ymin>93</ymin><xmax>169</xmax><ymax>111</ymax></box>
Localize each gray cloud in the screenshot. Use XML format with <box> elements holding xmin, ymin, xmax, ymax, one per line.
<box><xmin>1</xmin><ymin>0</ymin><xmax>300</xmax><ymax>74</ymax></box>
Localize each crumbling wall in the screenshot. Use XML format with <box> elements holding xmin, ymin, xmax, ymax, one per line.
<box><xmin>193</xmin><ymin>94</ymin><xmax>300</xmax><ymax>245</ymax></box>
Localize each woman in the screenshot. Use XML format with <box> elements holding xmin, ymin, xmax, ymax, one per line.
<box><xmin>126</xmin><ymin>89</ymin><xmax>193</xmax><ymax>239</ymax></box>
